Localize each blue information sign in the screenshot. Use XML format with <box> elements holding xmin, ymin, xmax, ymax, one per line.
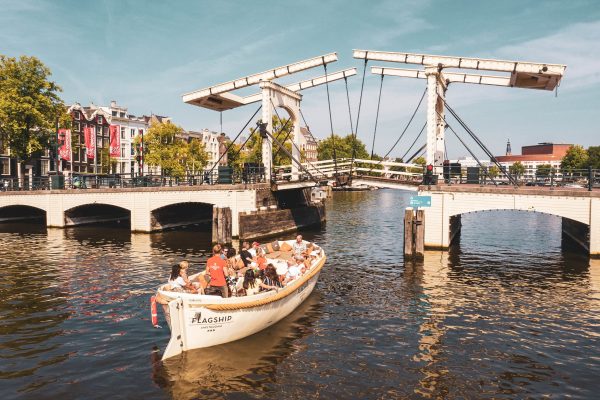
<box><xmin>409</xmin><ymin>195</ymin><xmax>431</xmax><ymax>208</ymax></box>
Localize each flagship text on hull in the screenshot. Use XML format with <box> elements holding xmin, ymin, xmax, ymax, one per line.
<box><xmin>152</xmin><ymin>239</ymin><xmax>326</xmax><ymax>360</ymax></box>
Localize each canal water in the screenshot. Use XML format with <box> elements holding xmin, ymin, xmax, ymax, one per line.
<box><xmin>1</xmin><ymin>189</ymin><xmax>599</xmax><ymax>399</ymax></box>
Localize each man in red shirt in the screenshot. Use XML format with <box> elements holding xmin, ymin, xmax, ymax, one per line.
<box><xmin>206</xmin><ymin>245</ymin><xmax>229</xmax><ymax>297</ymax></box>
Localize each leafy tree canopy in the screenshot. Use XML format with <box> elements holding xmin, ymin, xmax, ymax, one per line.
<box><xmin>317</xmin><ymin>134</ymin><xmax>369</xmax><ymax>161</ymax></box>
<box><xmin>0</xmin><ymin>55</ymin><xmax>65</xmax><ymax>164</ymax></box>
<box><xmin>135</xmin><ymin>121</ymin><xmax>208</xmax><ymax>177</ymax></box>
<box><xmin>509</xmin><ymin>161</ymin><xmax>525</xmax><ymax>177</ymax></box>
<box><xmin>561</xmin><ymin>145</ymin><xmax>589</xmax><ymax>171</ymax></box>
<box><xmin>587</xmin><ymin>146</ymin><xmax>600</xmax><ymax>169</ymax></box>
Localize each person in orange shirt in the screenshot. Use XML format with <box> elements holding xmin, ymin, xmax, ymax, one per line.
<box><xmin>206</xmin><ymin>245</ymin><xmax>229</xmax><ymax>298</ymax></box>
<box><xmin>255</xmin><ymin>246</ymin><xmax>267</xmax><ymax>271</ymax></box>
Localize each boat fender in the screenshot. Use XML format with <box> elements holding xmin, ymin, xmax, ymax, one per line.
<box><xmin>150</xmin><ymin>296</ymin><xmax>160</xmax><ymax>328</ymax></box>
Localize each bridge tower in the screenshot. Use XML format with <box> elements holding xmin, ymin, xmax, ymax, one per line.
<box><xmin>353</xmin><ymin>50</ymin><xmax>566</xmax><ymax>178</ymax></box>
<box><xmin>182</xmin><ymin>53</ymin><xmax>356</xmax><ymax>182</ymax></box>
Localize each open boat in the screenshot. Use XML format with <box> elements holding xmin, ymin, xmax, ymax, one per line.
<box><xmin>154</xmin><ymin>239</ymin><xmax>326</xmax><ymax>360</ymax></box>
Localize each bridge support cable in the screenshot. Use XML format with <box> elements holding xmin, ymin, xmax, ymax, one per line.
<box><xmin>366</xmin><ymin>87</ymin><xmax>428</xmax><ymax>173</ymax></box>
<box><xmin>405</xmin><ymin>143</ymin><xmax>427</xmax><ymax>164</ymax></box>
<box><xmin>205</xmin><ymin>105</ymin><xmax>262</xmax><ymax>179</ymax></box>
<box><xmin>441</xmin><ymin>98</ymin><xmax>517</xmax><ymax>185</ymax></box>
<box><xmin>370</xmin><ymin>74</ymin><xmax>384</xmax><ymax>160</ymax></box>
<box><xmin>270</xmin><ymin>102</ymin><xmax>329</xmax><ymax>180</ymax></box>
<box><xmin>264</xmin><ymin>129</ymin><xmax>320</xmax><ymax>184</ymax></box>
<box><xmin>436</xmin><ymin>110</ymin><xmax>497</xmax><ymax>186</ymax></box>
<box><xmin>349</xmin><ymin>58</ymin><xmax>369</xmax><ymax>180</ymax></box>
<box><xmin>344</xmin><ymin>76</ymin><xmax>357</xmax><ymax>180</ymax></box>
<box><xmin>401</xmin><ymin>122</ymin><xmax>427</xmax><ymax>162</ymax></box>
<box><xmin>323</xmin><ymin>62</ymin><xmax>339</xmax><ymax>178</ymax></box>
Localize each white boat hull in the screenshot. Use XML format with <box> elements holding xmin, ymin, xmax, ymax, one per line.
<box><xmin>159</xmin><ymin>247</ymin><xmax>325</xmax><ymax>361</ymax></box>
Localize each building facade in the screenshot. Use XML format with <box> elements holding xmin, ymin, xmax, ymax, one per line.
<box><xmin>185</xmin><ymin>129</ymin><xmax>228</xmax><ymax>172</ymax></box>
<box><xmin>299</xmin><ymin>127</ymin><xmax>318</xmax><ymax>162</ymax></box>
<box><xmin>495</xmin><ymin>142</ymin><xmax>572</xmax><ymax>178</ymax></box>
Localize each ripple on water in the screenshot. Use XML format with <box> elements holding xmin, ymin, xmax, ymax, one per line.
<box><xmin>0</xmin><ymin>192</ymin><xmax>599</xmax><ymax>399</ymax></box>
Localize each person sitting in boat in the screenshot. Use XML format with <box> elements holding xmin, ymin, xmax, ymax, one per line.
<box><xmin>206</xmin><ymin>245</ymin><xmax>229</xmax><ymax>298</ymax></box>
<box><xmin>249</xmin><ymin>241</ymin><xmax>260</xmax><ymax>257</ymax></box>
<box><xmin>240</xmin><ymin>241</ymin><xmax>253</xmax><ymax>268</ymax></box>
<box><xmin>292</xmin><ymin>235</ymin><xmax>307</xmax><ymax>257</ymax></box>
<box><xmin>236</xmin><ymin>269</ymin><xmax>261</xmax><ymax>296</ymax></box>
<box><xmin>168</xmin><ymin>264</ymin><xmax>199</xmax><ymax>293</ymax></box>
<box><xmin>260</xmin><ymin>263</ymin><xmax>283</xmax><ymax>292</ymax></box>
<box><xmin>255</xmin><ymin>247</ymin><xmax>268</xmax><ymax>271</ymax></box>
<box><xmin>283</xmin><ymin>256</ymin><xmax>305</xmax><ymax>285</ymax></box>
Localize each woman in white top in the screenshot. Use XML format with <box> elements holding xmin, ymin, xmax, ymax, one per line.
<box><xmin>168</xmin><ymin>264</ymin><xmax>199</xmax><ymax>293</ymax></box>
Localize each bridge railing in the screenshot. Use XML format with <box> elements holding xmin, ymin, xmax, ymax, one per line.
<box><xmin>0</xmin><ymin>167</ymin><xmax>269</xmax><ymax>192</ymax></box>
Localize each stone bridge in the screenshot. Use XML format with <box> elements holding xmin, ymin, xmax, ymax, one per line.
<box><xmin>419</xmin><ymin>185</ymin><xmax>600</xmax><ymax>257</ymax></box>
<box><xmin>0</xmin><ymin>184</ymin><xmax>274</xmax><ymax>236</ymax></box>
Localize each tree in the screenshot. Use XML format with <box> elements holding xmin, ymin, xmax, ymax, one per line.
<box><xmin>536</xmin><ymin>163</ymin><xmax>554</xmax><ymax>177</ymax></box>
<box><xmin>509</xmin><ymin>161</ymin><xmax>525</xmax><ymax>178</ymax></box>
<box><xmin>239</xmin><ymin>115</ymin><xmax>297</xmax><ymax>168</ymax></box>
<box><xmin>412</xmin><ymin>156</ymin><xmax>426</xmax><ymax>166</ymax></box>
<box><xmin>587</xmin><ymin>146</ymin><xmax>600</xmax><ymax>169</ymax></box>
<box><xmin>184</xmin><ymin>138</ymin><xmax>208</xmax><ymax>175</ymax></box>
<box><xmin>317</xmin><ymin>134</ymin><xmax>369</xmax><ymax>160</ymax></box>
<box><xmin>136</xmin><ymin>121</ymin><xmax>208</xmax><ymax>178</ymax></box>
<box><xmin>0</xmin><ymin>55</ymin><xmax>65</xmax><ymax>186</ymax></box>
<box><xmin>488</xmin><ymin>165</ymin><xmax>500</xmax><ymax>179</ymax></box>
<box><xmin>99</xmin><ymin>147</ymin><xmax>117</xmax><ymax>174</ymax></box>
<box><xmin>560</xmin><ymin>145</ymin><xmax>588</xmax><ymax>172</ymax></box>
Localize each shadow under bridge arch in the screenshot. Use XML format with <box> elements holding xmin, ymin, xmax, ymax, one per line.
<box><xmin>0</xmin><ymin>205</ymin><xmax>46</xmax><ymax>224</ymax></box>
<box><xmin>64</xmin><ymin>203</ymin><xmax>130</xmax><ymax>228</ymax></box>
<box><xmin>150</xmin><ymin>202</ymin><xmax>213</xmax><ymax>232</ymax></box>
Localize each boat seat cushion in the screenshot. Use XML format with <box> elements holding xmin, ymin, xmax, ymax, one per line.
<box><xmin>280</xmin><ymin>242</ymin><xmax>292</xmax><ymax>252</ymax></box>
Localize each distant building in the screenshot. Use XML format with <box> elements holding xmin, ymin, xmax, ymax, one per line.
<box><xmin>299</xmin><ymin>127</ymin><xmax>318</xmax><ymax>162</ymax></box>
<box><xmin>495</xmin><ymin>141</ymin><xmax>572</xmax><ymax>178</ymax></box>
<box><xmin>448</xmin><ymin>156</ymin><xmax>490</xmax><ymax>168</ymax></box>
<box><xmin>66</xmin><ymin>101</ymin><xmax>163</xmax><ymax>175</ymax></box>
<box><xmin>185</xmin><ymin>129</ymin><xmax>228</xmax><ymax>171</ymax></box>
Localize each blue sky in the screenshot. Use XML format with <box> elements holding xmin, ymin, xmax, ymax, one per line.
<box><xmin>1</xmin><ymin>0</ymin><xmax>599</xmax><ymax>159</ymax></box>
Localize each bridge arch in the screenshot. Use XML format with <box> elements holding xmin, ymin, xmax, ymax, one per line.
<box><xmin>150</xmin><ymin>202</ymin><xmax>214</xmax><ymax>231</ymax></box>
<box><xmin>0</xmin><ymin>205</ymin><xmax>46</xmax><ymax>224</ymax></box>
<box><xmin>64</xmin><ymin>203</ymin><xmax>131</xmax><ymax>227</ymax></box>
<box><xmin>422</xmin><ymin>190</ymin><xmax>599</xmax><ymax>257</ymax></box>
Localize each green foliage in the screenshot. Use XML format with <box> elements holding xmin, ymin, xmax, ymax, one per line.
<box><xmin>509</xmin><ymin>161</ymin><xmax>525</xmax><ymax>177</ymax></box>
<box><xmin>560</xmin><ymin>145</ymin><xmax>589</xmax><ymax>171</ymax></box>
<box><xmin>587</xmin><ymin>146</ymin><xmax>600</xmax><ymax>169</ymax></box>
<box><xmin>99</xmin><ymin>147</ymin><xmax>117</xmax><ymax>174</ymax></box>
<box><xmin>536</xmin><ymin>163</ymin><xmax>554</xmax><ymax>177</ymax></box>
<box><xmin>317</xmin><ymin>134</ymin><xmax>369</xmax><ymax>160</ymax></box>
<box><xmin>412</xmin><ymin>156</ymin><xmax>426</xmax><ymax>166</ymax></box>
<box><xmin>235</xmin><ymin>115</ymin><xmax>299</xmax><ymax>168</ymax></box>
<box><xmin>135</xmin><ymin>121</ymin><xmax>208</xmax><ymax>177</ymax></box>
<box><xmin>488</xmin><ymin>165</ymin><xmax>500</xmax><ymax>179</ymax></box>
<box><xmin>0</xmin><ymin>55</ymin><xmax>65</xmax><ymax>164</ymax></box>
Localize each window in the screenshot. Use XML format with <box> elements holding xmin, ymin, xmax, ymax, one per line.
<box><xmin>131</xmin><ymin>145</ymin><xmax>135</xmax><ymax>156</ymax></box>
<box><xmin>112</xmin><ymin>111</ymin><xmax>117</xmax><ymax>117</ymax></box>
<box><xmin>97</xmin><ymin>137</ymin><xmax>102</xmax><ymax>148</ymax></box>
<box><xmin>0</xmin><ymin>158</ymin><xmax>9</xmax><ymax>175</ymax></box>
<box><xmin>121</xmin><ymin>127</ymin><xmax>126</xmax><ymax>139</ymax></box>
<box><xmin>121</xmin><ymin>144</ymin><xmax>126</xmax><ymax>158</ymax></box>
<box><xmin>74</xmin><ymin>111</ymin><xmax>80</xmax><ymax>120</ymax></box>
<box><xmin>120</xmin><ymin>112</ymin><xmax>125</xmax><ymax>118</ymax></box>
<box><xmin>73</xmin><ymin>121</ymin><xmax>80</xmax><ymax>132</ymax></box>
<box><xmin>41</xmin><ymin>160</ymin><xmax>49</xmax><ymax>175</ymax></box>
<box><xmin>103</xmin><ymin>126</ymin><xmax>109</xmax><ymax>136</ymax></box>
<box><xmin>73</xmin><ymin>148</ymin><xmax>79</xmax><ymax>162</ymax></box>
<box><xmin>97</xmin><ymin>116</ymin><xmax>102</xmax><ymax>124</ymax></box>
<box><xmin>130</xmin><ymin>128</ymin><xmax>135</xmax><ymax>138</ymax></box>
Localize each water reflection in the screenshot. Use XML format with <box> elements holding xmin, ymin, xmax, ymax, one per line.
<box><xmin>154</xmin><ymin>293</ymin><xmax>323</xmax><ymax>399</ymax></box>
<box><xmin>0</xmin><ymin>190</ymin><xmax>599</xmax><ymax>399</ymax></box>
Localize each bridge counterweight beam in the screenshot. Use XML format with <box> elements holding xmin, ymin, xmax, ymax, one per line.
<box><xmin>261</xmin><ymin>89</ymin><xmax>273</xmax><ymax>182</ymax></box>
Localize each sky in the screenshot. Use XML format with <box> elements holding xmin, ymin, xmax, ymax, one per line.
<box><xmin>1</xmin><ymin>0</ymin><xmax>599</xmax><ymax>160</ymax></box>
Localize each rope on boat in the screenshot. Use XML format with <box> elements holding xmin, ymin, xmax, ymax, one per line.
<box><xmin>204</xmin><ymin>256</ymin><xmax>327</xmax><ymax>311</ymax></box>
